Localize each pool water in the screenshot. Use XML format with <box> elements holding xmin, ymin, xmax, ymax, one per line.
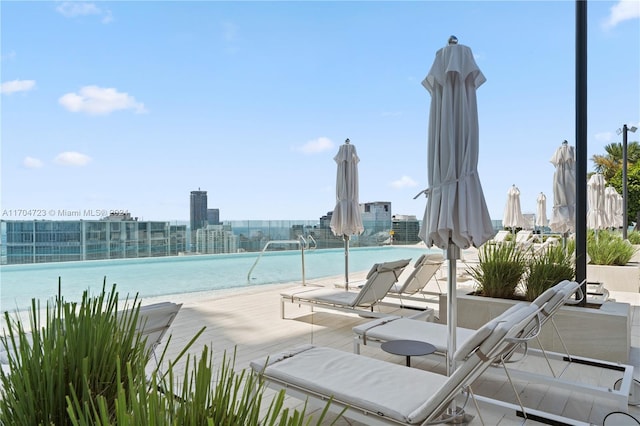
<box><xmin>0</xmin><ymin>246</ymin><xmax>435</xmax><ymax>311</ymax></box>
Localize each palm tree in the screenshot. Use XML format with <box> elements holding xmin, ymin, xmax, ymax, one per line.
<box><xmin>592</xmin><ymin>142</ymin><xmax>640</xmax><ymax>181</ymax></box>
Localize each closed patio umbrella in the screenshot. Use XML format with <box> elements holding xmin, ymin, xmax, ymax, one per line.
<box><xmin>330</xmin><ymin>138</ymin><xmax>364</xmax><ymax>290</ymax></box>
<box><xmin>535</xmin><ymin>192</ymin><xmax>548</xmax><ymax>242</ymax></box>
<box><xmin>418</xmin><ymin>36</ymin><xmax>493</xmax><ymax>404</ymax></box>
<box><xmin>549</xmin><ymin>141</ymin><xmax>576</xmax><ymax>235</ymax></box>
<box><xmin>536</xmin><ymin>192</ymin><xmax>548</xmax><ymax>231</ymax></box>
<box><xmin>503</xmin><ymin>185</ymin><xmax>527</xmax><ymax>231</ymax></box>
<box><xmin>616</xmin><ymin>192</ymin><xmax>624</xmax><ymax>229</ymax></box>
<box><xmin>587</xmin><ymin>173</ymin><xmax>607</xmax><ymax>232</ymax></box>
<box><xmin>605</xmin><ymin>186</ymin><xmax>623</xmax><ymax>229</ymax></box>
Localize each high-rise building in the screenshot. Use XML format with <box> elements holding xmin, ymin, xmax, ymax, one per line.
<box><xmin>391</xmin><ymin>214</ymin><xmax>421</xmax><ymax>244</ymax></box>
<box><xmin>361</xmin><ymin>201</ymin><xmax>392</xmax><ymax>233</ymax></box>
<box><xmin>190</xmin><ymin>190</ymin><xmax>208</xmax><ymax>232</ymax></box>
<box><xmin>1</xmin><ymin>218</ymin><xmax>181</xmax><ymax>264</ymax></box>
<box><xmin>207</xmin><ymin>208</ymin><xmax>220</xmax><ymax>225</ymax></box>
<box><xmin>195</xmin><ymin>224</ymin><xmax>238</xmax><ymax>254</ymax></box>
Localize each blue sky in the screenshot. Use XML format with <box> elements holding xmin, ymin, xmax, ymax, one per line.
<box><xmin>1</xmin><ymin>1</ymin><xmax>639</xmax><ymax>223</ymax></box>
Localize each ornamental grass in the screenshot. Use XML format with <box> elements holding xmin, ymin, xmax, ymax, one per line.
<box><xmin>0</xmin><ymin>280</ymin><xmax>334</xmax><ymax>425</ymax></box>
<box><xmin>469</xmin><ymin>242</ymin><xmax>527</xmax><ymax>299</ymax></box>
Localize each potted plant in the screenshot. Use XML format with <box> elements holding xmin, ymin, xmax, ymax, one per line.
<box><xmin>587</xmin><ymin>230</ymin><xmax>636</xmax><ymax>265</ymax></box>
<box><xmin>468</xmin><ymin>242</ymin><xmax>527</xmax><ymax>299</ymax></box>
<box><xmin>449</xmin><ymin>237</ymin><xmax>632</xmax><ymax>362</ymax></box>
<box><xmin>582</xmin><ymin>230</ymin><xmax>640</xmax><ymax>293</ymax></box>
<box><xmin>525</xmin><ymin>244</ymin><xmax>574</xmax><ymax>301</ymax></box>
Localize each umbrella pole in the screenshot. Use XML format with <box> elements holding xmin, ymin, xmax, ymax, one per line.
<box><xmin>446</xmin><ymin>240</ymin><xmax>459</xmax><ymax>377</ymax></box>
<box><xmin>443</xmin><ymin>241</ymin><xmax>473</xmax><ymax>423</ymax></box>
<box><xmin>344</xmin><ymin>235</ymin><xmax>349</xmax><ymax>291</ymax></box>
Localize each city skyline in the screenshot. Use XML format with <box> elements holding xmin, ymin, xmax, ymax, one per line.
<box><xmin>2</xmin><ymin>1</ymin><xmax>639</xmax><ymax>222</ymax></box>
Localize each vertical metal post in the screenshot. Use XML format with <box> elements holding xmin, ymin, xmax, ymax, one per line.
<box><xmin>575</xmin><ymin>0</ymin><xmax>588</xmax><ymax>306</ymax></box>
<box><xmin>623</xmin><ymin>124</ymin><xmax>629</xmax><ymax>239</ymax></box>
<box><xmin>446</xmin><ymin>241</ymin><xmax>459</xmax><ymax>377</ymax></box>
<box><xmin>344</xmin><ymin>235</ymin><xmax>349</xmax><ymax>290</ymax></box>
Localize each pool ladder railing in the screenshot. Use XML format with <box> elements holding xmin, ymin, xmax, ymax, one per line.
<box><xmin>247</xmin><ymin>235</ymin><xmax>316</xmax><ymax>284</ymax></box>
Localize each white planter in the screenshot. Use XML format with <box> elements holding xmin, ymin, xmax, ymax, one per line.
<box><xmin>439</xmin><ymin>291</ymin><xmax>631</xmax><ymax>363</ymax></box>
<box><xmin>587</xmin><ymin>263</ymin><xmax>640</xmax><ymax>293</ymax></box>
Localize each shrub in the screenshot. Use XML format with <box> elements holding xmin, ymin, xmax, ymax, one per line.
<box><xmin>1</xmin><ymin>281</ymin><xmax>335</xmax><ymax>426</ymax></box>
<box><xmin>66</xmin><ymin>346</ymin><xmax>335</xmax><ymax>426</ymax></box>
<box><xmin>628</xmin><ymin>230</ymin><xmax>640</xmax><ymax>245</ymax></box>
<box><xmin>525</xmin><ymin>245</ymin><xmax>575</xmax><ymax>301</ymax></box>
<box><xmin>468</xmin><ymin>243</ymin><xmax>527</xmax><ymax>299</ymax></box>
<box><xmin>588</xmin><ymin>230</ymin><xmax>637</xmax><ymax>265</ymax></box>
<box><xmin>0</xmin><ymin>280</ymin><xmax>148</xmax><ymax>425</ymax></box>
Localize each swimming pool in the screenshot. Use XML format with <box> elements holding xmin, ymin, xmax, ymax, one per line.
<box><xmin>0</xmin><ymin>246</ymin><xmax>436</xmax><ymax>311</ymax></box>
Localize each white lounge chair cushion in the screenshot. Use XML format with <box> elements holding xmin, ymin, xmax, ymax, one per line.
<box><xmin>251</xmin><ymin>344</ymin><xmax>449</xmax><ymax>424</ymax></box>
<box><xmin>454</xmin><ymin>302</ymin><xmax>538</xmax><ymax>362</ymax></box>
<box><xmin>353</xmin><ymin>316</ymin><xmax>476</xmax><ymax>352</ymax></box>
<box><xmin>389</xmin><ymin>253</ymin><xmax>444</xmax><ymax>295</ymax></box>
<box><xmin>281</xmin><ymin>287</ymin><xmax>361</xmax><ymax>306</ymax></box>
<box><xmin>132</xmin><ymin>302</ymin><xmax>182</xmax><ymax>355</ymax></box>
<box><xmin>255</xmin><ymin>304</ymin><xmax>541</xmax><ymax>425</ymax></box>
<box><xmin>280</xmin><ymin>285</ymin><xmax>327</xmax><ymax>299</ymax></box>
<box><xmin>281</xmin><ymin>259</ymin><xmax>411</xmax><ymax>309</ymax></box>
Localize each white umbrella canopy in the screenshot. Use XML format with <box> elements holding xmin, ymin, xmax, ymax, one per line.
<box><xmin>503</xmin><ymin>185</ymin><xmax>527</xmax><ymax>230</ymax></box>
<box><xmin>549</xmin><ymin>141</ymin><xmax>576</xmax><ymax>234</ymax></box>
<box><xmin>587</xmin><ymin>173</ymin><xmax>607</xmax><ymax>231</ymax></box>
<box><xmin>330</xmin><ymin>138</ymin><xmax>364</xmax><ymax>290</ymax></box>
<box><xmin>535</xmin><ymin>192</ymin><xmax>548</xmax><ymax>228</ymax></box>
<box><xmin>616</xmin><ymin>193</ymin><xmax>624</xmax><ymax>229</ymax></box>
<box><xmin>605</xmin><ymin>186</ymin><xmax>623</xmax><ymax>229</ymax></box>
<box><xmin>418</xmin><ymin>37</ymin><xmax>493</xmax><ymax>396</ymax></box>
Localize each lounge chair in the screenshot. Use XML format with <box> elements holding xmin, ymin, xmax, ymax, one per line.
<box><xmin>280</xmin><ymin>258</ymin><xmax>412</xmax><ymax>319</ymax></box>
<box><xmin>489</xmin><ymin>230</ymin><xmax>509</xmax><ymax>244</ymax></box>
<box><xmin>352</xmin><ymin>280</ymin><xmax>635</xmax><ymax>417</ymax></box>
<box><xmin>514</xmin><ymin>229</ymin><xmax>533</xmax><ymax>245</ymax></box>
<box><xmin>132</xmin><ymin>301</ymin><xmax>182</xmax><ymax>369</ymax></box>
<box><xmin>384</xmin><ymin>253</ymin><xmax>444</xmax><ymax>305</ymax></box>
<box><xmin>531</xmin><ymin>235</ymin><xmax>560</xmax><ymax>252</ymax></box>
<box><xmin>353</xmin><ymin>280</ymin><xmax>570</xmax><ymax>356</ymax></box>
<box><xmin>251</xmin><ymin>302</ymin><xmax>542</xmax><ymax>425</ymax></box>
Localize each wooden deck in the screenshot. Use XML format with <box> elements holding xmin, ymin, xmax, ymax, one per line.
<box><xmin>147</xmin><ymin>272</ymin><xmax>640</xmax><ymax>425</ymax></box>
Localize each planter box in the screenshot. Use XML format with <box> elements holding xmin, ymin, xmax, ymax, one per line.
<box><xmin>439</xmin><ymin>291</ymin><xmax>631</xmax><ymax>363</ymax></box>
<box><xmin>587</xmin><ymin>263</ymin><xmax>640</xmax><ymax>293</ymax></box>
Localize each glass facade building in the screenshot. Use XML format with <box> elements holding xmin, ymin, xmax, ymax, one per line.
<box><xmin>0</xmin><ymin>202</ymin><xmax>397</xmax><ymax>264</ymax></box>
<box><xmin>1</xmin><ymin>219</ymin><xmax>185</xmax><ymax>264</ymax></box>
<box><xmin>190</xmin><ymin>190</ymin><xmax>208</xmax><ymax>232</ymax></box>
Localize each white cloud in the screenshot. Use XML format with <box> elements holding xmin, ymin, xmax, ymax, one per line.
<box><xmin>222</xmin><ymin>22</ymin><xmax>238</xmax><ymax>41</ymax></box>
<box><xmin>1</xmin><ymin>79</ymin><xmax>36</xmax><ymax>95</ymax></box>
<box><xmin>595</xmin><ymin>132</ymin><xmax>614</xmax><ymax>143</ymax></box>
<box><xmin>54</xmin><ymin>151</ymin><xmax>92</xmax><ymax>166</ymax></box>
<box><xmin>23</xmin><ymin>157</ymin><xmax>44</xmax><ymax>169</ymax></box>
<box><xmin>59</xmin><ymin>86</ymin><xmax>147</xmax><ymax>115</ymax></box>
<box><xmin>56</xmin><ymin>2</ymin><xmax>112</xmax><ymax>23</ymax></box>
<box><xmin>602</xmin><ymin>0</ymin><xmax>640</xmax><ymax>30</ymax></box>
<box><xmin>294</xmin><ymin>137</ymin><xmax>335</xmax><ymax>154</ymax></box>
<box><xmin>1</xmin><ymin>50</ymin><xmax>16</xmax><ymax>61</ymax></box>
<box><xmin>390</xmin><ymin>175</ymin><xmax>418</xmax><ymax>189</ymax></box>
<box><xmin>101</xmin><ymin>10</ymin><xmax>113</xmax><ymax>24</ymax></box>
